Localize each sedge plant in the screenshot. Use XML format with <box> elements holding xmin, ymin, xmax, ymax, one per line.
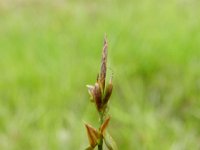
<box><xmin>85</xmin><ymin>36</ymin><xmax>118</xmax><ymax>150</ymax></box>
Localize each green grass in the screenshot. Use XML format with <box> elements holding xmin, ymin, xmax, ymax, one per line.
<box><xmin>0</xmin><ymin>0</ymin><xmax>200</xmax><ymax>149</ymax></box>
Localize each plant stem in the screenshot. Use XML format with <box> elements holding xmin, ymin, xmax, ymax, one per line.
<box><xmin>98</xmin><ymin>112</ymin><xmax>104</xmax><ymax>150</ymax></box>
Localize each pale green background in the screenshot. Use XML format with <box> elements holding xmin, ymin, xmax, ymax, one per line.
<box><xmin>0</xmin><ymin>0</ymin><xmax>200</xmax><ymax>149</ymax></box>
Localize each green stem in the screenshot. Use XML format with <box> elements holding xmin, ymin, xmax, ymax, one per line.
<box><xmin>98</xmin><ymin>112</ymin><xmax>104</xmax><ymax>150</ymax></box>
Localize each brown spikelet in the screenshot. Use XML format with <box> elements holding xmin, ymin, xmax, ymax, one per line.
<box><xmin>100</xmin><ymin>35</ymin><xmax>108</xmax><ymax>91</ymax></box>
<box><xmin>93</xmin><ymin>83</ymin><xmax>102</xmax><ymax>110</ymax></box>
<box><xmin>100</xmin><ymin>117</ymin><xmax>111</xmax><ymax>134</ymax></box>
<box><xmin>85</xmin><ymin>123</ymin><xmax>99</xmax><ymax>148</ymax></box>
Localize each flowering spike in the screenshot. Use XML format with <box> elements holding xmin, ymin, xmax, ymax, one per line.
<box><xmin>85</xmin><ymin>35</ymin><xmax>117</xmax><ymax>149</ymax></box>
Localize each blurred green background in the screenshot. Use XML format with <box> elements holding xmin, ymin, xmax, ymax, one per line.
<box><xmin>1</xmin><ymin>0</ymin><xmax>200</xmax><ymax>149</ymax></box>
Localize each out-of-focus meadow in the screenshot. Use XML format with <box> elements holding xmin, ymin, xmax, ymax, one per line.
<box><xmin>1</xmin><ymin>0</ymin><xmax>200</xmax><ymax>149</ymax></box>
